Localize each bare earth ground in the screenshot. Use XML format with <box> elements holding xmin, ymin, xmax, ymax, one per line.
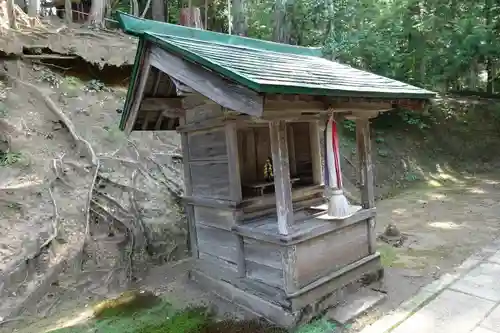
<box><xmin>6</xmin><ymin>172</ymin><xmax>500</xmax><ymax>332</ymax></box>
<box><xmin>0</xmin><ymin>22</ymin><xmax>498</xmax><ymax>330</ymax></box>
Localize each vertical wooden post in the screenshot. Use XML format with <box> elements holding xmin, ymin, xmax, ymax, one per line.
<box><xmin>124</xmin><ymin>47</ymin><xmax>152</xmax><ymax>134</ymax></box>
<box><xmin>269</xmin><ymin>120</ymin><xmax>293</xmax><ymax>235</ymax></box>
<box><xmin>356</xmin><ymin>117</ymin><xmax>375</xmax><ymax>253</ymax></box>
<box><xmin>180</xmin><ymin>118</ymin><xmax>199</xmax><ymax>259</ymax></box>
<box><xmin>226</xmin><ymin>122</ymin><xmax>245</xmax><ymax>277</ymax></box>
<box><xmin>309</xmin><ymin>120</ymin><xmax>323</xmax><ymax>185</ymax></box>
<box><xmin>287</xmin><ymin>124</ymin><xmax>297</xmax><ymax>177</ymax></box>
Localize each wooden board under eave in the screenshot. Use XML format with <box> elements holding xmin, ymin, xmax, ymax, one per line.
<box><xmin>187</xmin><ymin>129</ymin><xmax>228</xmax><ymax>160</ymax></box>
<box><xmin>196</xmin><ymin>224</ymin><xmax>239</xmax><ymax>264</ymax></box>
<box><xmin>189</xmin><ymin>161</ymin><xmax>231</xmax><ymax>199</ymax></box>
<box><xmin>194</xmin><ymin>206</ymin><xmax>237</xmax><ymax>231</ymax></box>
<box><xmin>292</xmin><ymin>221</ymin><xmax>370</xmax><ymax>289</ymax></box>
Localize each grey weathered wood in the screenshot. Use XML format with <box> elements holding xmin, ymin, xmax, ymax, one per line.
<box><xmin>149</xmin><ymin>45</ymin><xmax>263</xmax><ymax>117</ymax></box>
<box><xmin>282</xmin><ymin>245</ymin><xmax>298</xmax><ymax>294</ymax></box>
<box><xmin>238</xmin><ymin>128</ymin><xmax>258</xmax><ymax>185</ymax></box>
<box><xmin>140</xmin><ymin>97</ymin><xmax>184</xmax><ymax>111</ymax></box>
<box><xmin>141</xmin><ymin>111</ymin><xmax>154</xmax><ymax>130</ymax></box>
<box><xmin>309</xmin><ymin>121</ymin><xmax>323</xmax><ymax>185</ymax></box>
<box><xmin>288</xmin><ymin>253</ymin><xmax>381</xmax><ymax>311</ymax></box>
<box><xmin>194</xmin><ymin>206</ymin><xmax>236</xmax><ymax>230</ymax></box>
<box><xmin>176</xmin><ymin>118</ymin><xmax>228</xmax><ymax>133</ymax></box>
<box><xmin>287</xmin><ymin>125</ymin><xmax>297</xmax><ymax>177</ymax></box>
<box><xmin>236</xmin><ymin>235</ymin><xmax>246</xmax><ymax>278</ymax></box>
<box><xmin>294</xmin><ymin>222</ymin><xmax>369</xmax><ymax>288</ymax></box>
<box><xmin>199</xmin><ymin>252</ymin><xmax>237</xmax><ymax>271</ymax></box>
<box><xmin>182</xmin><ymin>195</ymin><xmax>238</xmax><ymax>209</ymax></box>
<box><xmin>244</xmin><ymin>239</ymin><xmax>282</xmax><ymax>270</ymax></box>
<box><xmin>196</xmin><ymin>224</ymin><xmax>238</xmax><ymax>263</ymax></box>
<box><xmin>246</xmin><ymin>260</ymin><xmax>284</xmax><ymax>288</ymax></box>
<box><xmin>356</xmin><ymin>117</ymin><xmax>376</xmax><ymax>254</ymax></box>
<box><xmin>226</xmin><ymin>123</ymin><xmax>243</xmax><ymax>202</ymax></box>
<box><xmin>185</xmin><ymin>101</ymin><xmax>224</xmax><ymax>124</ymax></box>
<box><xmin>195</xmin><ymin>258</ymin><xmax>290</xmax><ymax>306</ymax></box>
<box><xmin>269</xmin><ymin>120</ymin><xmax>294</xmax><ymax>235</ymax></box>
<box><xmin>190</xmin><ymin>161</ymin><xmax>231</xmax><ymax>199</ymax></box>
<box><xmin>241</xmin><ymin>184</ymin><xmax>323</xmax><ymax>212</ymax></box>
<box><xmin>185</xmin><ymin>204</ymin><xmax>199</xmax><ymax>258</ymax></box>
<box><xmin>190</xmin><ymin>267</ymin><xmax>299</xmax><ymax>327</ymax></box>
<box><xmin>124</xmin><ymin>45</ymin><xmax>152</xmax><ymax>134</ymax></box>
<box><xmin>187</xmin><ymin>129</ymin><xmax>228</xmax><ymax>161</ymax></box>
<box><xmin>234</xmin><ymin>208</ymin><xmax>376</xmax><ymax>245</ymax></box>
<box><xmin>180</xmin><ymin>119</ymin><xmax>198</xmax><ymax>258</ymax></box>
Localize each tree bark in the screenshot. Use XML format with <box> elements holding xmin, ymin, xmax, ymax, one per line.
<box><xmin>232</xmin><ymin>0</ymin><xmax>247</xmax><ymax>35</ymax></box>
<box><xmin>151</xmin><ymin>0</ymin><xmax>166</xmax><ymax>21</ymax></box>
<box><xmin>273</xmin><ymin>0</ymin><xmax>290</xmax><ymax>43</ymax></box>
<box><xmin>180</xmin><ymin>7</ymin><xmax>203</xmax><ymax>28</ymax></box>
<box><xmin>88</xmin><ymin>0</ymin><xmax>105</xmax><ymax>27</ymax></box>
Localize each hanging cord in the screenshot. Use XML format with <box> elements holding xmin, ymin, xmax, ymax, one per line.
<box><xmin>323</xmin><ymin>117</ymin><xmax>330</xmax><ymax>187</ymax></box>
<box><xmin>331</xmin><ymin>119</ymin><xmax>343</xmax><ymax>189</ymax></box>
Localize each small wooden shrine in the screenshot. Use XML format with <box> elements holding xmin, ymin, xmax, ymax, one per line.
<box><xmin>117</xmin><ymin>12</ymin><xmax>435</xmax><ymax>327</ymax></box>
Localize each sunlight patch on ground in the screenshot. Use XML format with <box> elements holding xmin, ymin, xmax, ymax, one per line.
<box><xmin>392</xmin><ymin>208</ymin><xmax>407</xmax><ymax>215</ymax></box>
<box><xmin>425</xmin><ymin>192</ymin><xmax>447</xmax><ymax>200</ymax></box>
<box><xmin>428</xmin><ymin>221</ymin><xmax>461</xmax><ymax>230</ymax></box>
<box><xmin>426</xmin><ymin>179</ymin><xmax>443</xmax><ymax>187</ymax></box>
<box><xmin>466</xmin><ymin>187</ymin><xmax>487</xmax><ymax>194</ymax></box>
<box><xmin>45</xmin><ymin>309</ymin><xmax>94</xmax><ymax>332</ymax></box>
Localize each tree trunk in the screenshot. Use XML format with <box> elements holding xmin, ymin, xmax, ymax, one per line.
<box><xmin>486</xmin><ymin>0</ymin><xmax>494</xmax><ymax>93</ymax></box>
<box><xmin>232</xmin><ymin>0</ymin><xmax>247</xmax><ymax>35</ymax></box>
<box><xmin>180</xmin><ymin>7</ymin><xmax>203</xmax><ymax>28</ymax></box>
<box><xmin>64</xmin><ymin>0</ymin><xmax>72</xmax><ymax>23</ymax></box>
<box><xmin>151</xmin><ymin>0</ymin><xmax>166</xmax><ymax>21</ymax></box>
<box><xmin>28</xmin><ymin>0</ymin><xmax>39</xmax><ymax>17</ymax></box>
<box><xmin>88</xmin><ymin>0</ymin><xmax>105</xmax><ymax>26</ymax></box>
<box><xmin>273</xmin><ymin>0</ymin><xmax>290</xmax><ymax>43</ymax></box>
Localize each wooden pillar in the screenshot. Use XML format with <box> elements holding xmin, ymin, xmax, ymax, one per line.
<box><xmin>124</xmin><ymin>47</ymin><xmax>152</xmax><ymax>134</ymax></box>
<box><xmin>287</xmin><ymin>124</ymin><xmax>297</xmax><ymax>177</ymax></box>
<box><xmin>309</xmin><ymin>120</ymin><xmax>323</xmax><ymax>185</ymax></box>
<box><xmin>269</xmin><ymin>120</ymin><xmax>293</xmax><ymax>235</ymax></box>
<box><xmin>226</xmin><ymin>122</ymin><xmax>245</xmax><ymax>277</ymax></box>
<box><xmin>180</xmin><ymin>118</ymin><xmax>199</xmax><ymax>259</ymax></box>
<box><xmin>356</xmin><ymin>117</ymin><xmax>376</xmax><ymax>253</ymax></box>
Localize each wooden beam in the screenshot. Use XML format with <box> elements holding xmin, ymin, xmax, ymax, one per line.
<box><xmin>329</xmin><ymin>100</ymin><xmax>393</xmax><ymax>113</ymax></box>
<box><xmin>180</xmin><ymin>116</ymin><xmax>199</xmax><ymax>258</ymax></box>
<box><xmin>225</xmin><ymin>123</ymin><xmax>243</xmax><ymax>202</ymax></box>
<box><xmin>269</xmin><ymin>120</ymin><xmax>294</xmax><ymax>236</ymax></box>
<box><xmin>356</xmin><ymin>117</ymin><xmax>376</xmax><ymax>254</ymax></box>
<box><xmin>149</xmin><ymin>45</ymin><xmax>263</xmax><ymax>117</ymax></box>
<box><xmin>140</xmin><ymin>97</ymin><xmax>185</xmax><ymax>111</ymax></box>
<box><xmin>287</xmin><ymin>125</ymin><xmax>297</xmax><ymax>177</ymax></box>
<box><xmin>309</xmin><ymin>121</ymin><xmax>323</xmax><ymax>185</ymax></box>
<box><xmin>263</xmin><ymin>100</ymin><xmax>327</xmax><ymax>114</ymax></box>
<box><xmin>124</xmin><ymin>46</ymin><xmax>152</xmax><ymax>135</ymax></box>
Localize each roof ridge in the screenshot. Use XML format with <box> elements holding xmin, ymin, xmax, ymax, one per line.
<box><xmin>146</xmin><ymin>31</ymin><xmax>322</xmax><ymax>58</ymax></box>
<box><xmin>116</xmin><ymin>12</ymin><xmax>323</xmax><ymax>57</ymax></box>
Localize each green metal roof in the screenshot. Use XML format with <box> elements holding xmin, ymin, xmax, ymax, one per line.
<box><xmin>117</xmin><ymin>12</ymin><xmax>323</xmax><ymax>57</ymax></box>
<box><xmin>116</xmin><ymin>13</ymin><xmax>435</xmax><ymax>130</ymax></box>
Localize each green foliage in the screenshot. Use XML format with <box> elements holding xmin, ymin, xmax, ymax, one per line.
<box><xmin>0</xmin><ymin>102</ymin><xmax>7</xmax><ymax>117</ymax></box>
<box><xmin>0</xmin><ymin>151</ymin><xmax>22</xmax><ymax>166</ymax></box>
